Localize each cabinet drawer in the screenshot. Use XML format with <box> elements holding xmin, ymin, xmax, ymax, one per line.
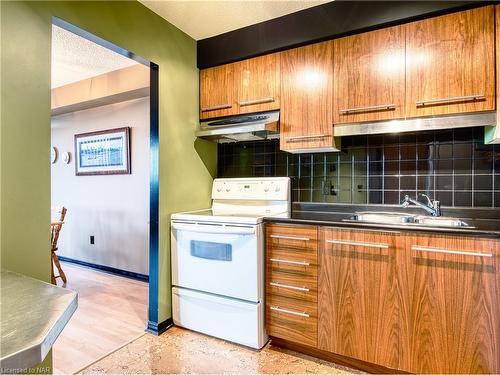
<box><xmin>267</xmin><ymin>224</ymin><xmax>318</xmax><ymax>253</ymax></box>
<box><xmin>268</xmin><ymin>247</ymin><xmax>318</xmax><ymax>271</ymax></box>
<box><xmin>267</xmin><ymin>271</ymin><xmax>317</xmax><ymax>302</ymax></box>
<box><xmin>266</xmin><ymin>294</ymin><xmax>317</xmax><ymax>347</ymax></box>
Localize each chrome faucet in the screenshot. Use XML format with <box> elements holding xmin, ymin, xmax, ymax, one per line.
<box><xmin>401</xmin><ymin>193</ymin><xmax>441</xmax><ymax>217</ymax></box>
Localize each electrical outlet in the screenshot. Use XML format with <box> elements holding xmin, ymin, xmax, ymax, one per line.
<box><xmin>90</xmin><ymin>236</ymin><xmax>95</xmax><ymax>245</ymax></box>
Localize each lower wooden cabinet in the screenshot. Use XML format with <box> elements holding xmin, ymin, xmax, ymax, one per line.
<box><xmin>318</xmin><ymin>227</ymin><xmax>409</xmax><ymax>371</ymax></box>
<box><xmin>266</xmin><ymin>223</ymin><xmax>500</xmax><ymax>374</ymax></box>
<box><xmin>266</xmin><ymin>224</ymin><xmax>318</xmax><ymax>347</ymax></box>
<box><xmin>406</xmin><ymin>233</ymin><xmax>499</xmax><ymax>374</ymax></box>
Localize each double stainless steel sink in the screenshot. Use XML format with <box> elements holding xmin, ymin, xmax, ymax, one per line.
<box><xmin>349</xmin><ymin>211</ymin><xmax>470</xmax><ymax>228</ymax></box>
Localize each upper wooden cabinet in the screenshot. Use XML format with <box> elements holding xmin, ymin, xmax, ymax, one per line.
<box><xmin>200</xmin><ymin>64</ymin><xmax>235</xmax><ymax>119</ymax></box>
<box><xmin>200</xmin><ymin>54</ymin><xmax>280</xmax><ymax>119</ymax></box>
<box><xmin>280</xmin><ymin>41</ymin><xmax>336</xmax><ymax>152</ymax></box>
<box><xmin>405</xmin><ymin>6</ymin><xmax>495</xmax><ymax>118</ymax></box>
<box><xmin>334</xmin><ymin>25</ymin><xmax>406</xmax><ymax>124</ymax></box>
<box><xmin>235</xmin><ymin>53</ymin><xmax>280</xmax><ymax>114</ymax></box>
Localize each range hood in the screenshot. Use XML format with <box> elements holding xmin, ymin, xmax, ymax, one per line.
<box><xmin>334</xmin><ymin>112</ymin><xmax>497</xmax><ymax>138</ymax></box>
<box><xmin>196</xmin><ymin>110</ymin><xmax>279</xmax><ymax>143</ymax></box>
<box><xmin>485</xmin><ymin>113</ymin><xmax>500</xmax><ymax>144</ymax></box>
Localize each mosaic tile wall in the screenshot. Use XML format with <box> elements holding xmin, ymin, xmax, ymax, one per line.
<box><xmin>217</xmin><ymin>127</ymin><xmax>500</xmax><ymax>207</ymax></box>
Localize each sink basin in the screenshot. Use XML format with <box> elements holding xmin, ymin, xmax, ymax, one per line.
<box><xmin>414</xmin><ymin>215</ymin><xmax>470</xmax><ymax>227</ymax></box>
<box><xmin>352</xmin><ymin>211</ymin><xmax>416</xmax><ymax>224</ymax></box>
<box><xmin>350</xmin><ymin>212</ymin><xmax>471</xmax><ymax>228</ymax></box>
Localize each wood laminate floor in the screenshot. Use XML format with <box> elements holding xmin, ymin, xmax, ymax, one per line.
<box><xmin>53</xmin><ymin>262</ymin><xmax>148</xmax><ymax>374</ymax></box>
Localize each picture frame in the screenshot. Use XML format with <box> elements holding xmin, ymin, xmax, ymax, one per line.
<box><xmin>74</xmin><ymin>127</ymin><xmax>130</xmax><ymax>176</ymax></box>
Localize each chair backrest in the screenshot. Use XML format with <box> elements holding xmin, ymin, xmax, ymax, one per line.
<box><xmin>51</xmin><ymin>206</ymin><xmax>67</xmax><ymax>223</ymax></box>
<box><xmin>51</xmin><ymin>207</ymin><xmax>67</xmax><ymax>251</ymax></box>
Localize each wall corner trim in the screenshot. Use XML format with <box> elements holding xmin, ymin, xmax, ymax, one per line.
<box><xmin>146</xmin><ymin>318</ymin><xmax>173</xmax><ymax>336</ymax></box>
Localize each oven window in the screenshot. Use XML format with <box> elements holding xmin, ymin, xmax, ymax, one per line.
<box><xmin>190</xmin><ymin>240</ymin><xmax>232</xmax><ymax>261</ymax></box>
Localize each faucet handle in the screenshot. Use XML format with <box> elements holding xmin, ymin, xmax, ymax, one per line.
<box><xmin>401</xmin><ymin>195</ymin><xmax>410</xmax><ymax>207</ymax></box>
<box><xmin>432</xmin><ymin>200</ymin><xmax>441</xmax><ymax>217</ymax></box>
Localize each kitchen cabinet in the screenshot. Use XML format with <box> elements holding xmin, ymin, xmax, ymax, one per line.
<box><xmin>318</xmin><ymin>227</ymin><xmax>409</xmax><ymax>371</ymax></box>
<box><xmin>200</xmin><ymin>63</ymin><xmax>235</xmax><ymax>119</ymax></box>
<box><xmin>266</xmin><ymin>224</ymin><xmax>318</xmax><ymax>347</ymax></box>
<box><xmin>496</xmin><ymin>5</ymin><xmax>500</xmax><ymax>135</ymax></box>
<box><xmin>406</xmin><ymin>233</ymin><xmax>499</xmax><ymax>374</ymax></box>
<box><xmin>333</xmin><ymin>25</ymin><xmax>406</xmax><ymax>124</ymax></box>
<box><xmin>266</xmin><ymin>222</ymin><xmax>500</xmax><ymax>374</ymax></box>
<box><xmin>235</xmin><ymin>53</ymin><xmax>280</xmax><ymax>114</ymax></box>
<box><xmin>280</xmin><ymin>41</ymin><xmax>337</xmax><ymax>152</ymax></box>
<box><xmin>405</xmin><ymin>6</ymin><xmax>495</xmax><ymax>118</ymax></box>
<box><xmin>200</xmin><ymin>54</ymin><xmax>280</xmax><ymax>119</ymax></box>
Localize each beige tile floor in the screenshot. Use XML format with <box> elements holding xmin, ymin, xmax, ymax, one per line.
<box><xmin>53</xmin><ymin>262</ymin><xmax>148</xmax><ymax>374</ymax></box>
<box><xmin>80</xmin><ymin>326</ymin><xmax>362</xmax><ymax>374</ymax></box>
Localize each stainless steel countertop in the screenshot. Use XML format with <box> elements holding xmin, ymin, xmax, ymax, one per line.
<box><xmin>0</xmin><ymin>269</ymin><xmax>78</xmax><ymax>371</ymax></box>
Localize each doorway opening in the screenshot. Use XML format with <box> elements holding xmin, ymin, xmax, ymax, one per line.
<box><xmin>50</xmin><ymin>18</ymin><xmax>159</xmax><ymax>374</ymax></box>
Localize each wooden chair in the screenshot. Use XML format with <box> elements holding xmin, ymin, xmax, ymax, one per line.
<box><xmin>51</xmin><ymin>206</ymin><xmax>67</xmax><ymax>285</ymax></box>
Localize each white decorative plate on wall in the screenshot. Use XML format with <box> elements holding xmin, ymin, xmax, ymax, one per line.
<box><xmin>51</xmin><ymin>147</ymin><xmax>58</xmax><ymax>164</ymax></box>
<box><xmin>63</xmin><ymin>152</ymin><xmax>71</xmax><ymax>164</ymax></box>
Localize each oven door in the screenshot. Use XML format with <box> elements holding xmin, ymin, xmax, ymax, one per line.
<box><xmin>171</xmin><ymin>220</ymin><xmax>262</xmax><ymax>302</ymax></box>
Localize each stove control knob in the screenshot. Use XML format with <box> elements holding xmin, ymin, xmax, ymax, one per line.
<box><xmin>264</xmin><ymin>186</ymin><xmax>269</xmax><ymax>192</ymax></box>
<box><xmin>216</xmin><ymin>187</ymin><xmax>222</xmax><ymax>192</ymax></box>
<box><xmin>226</xmin><ymin>188</ymin><xmax>231</xmax><ymax>192</ymax></box>
<box><xmin>275</xmin><ymin>186</ymin><xmax>281</xmax><ymax>192</ymax></box>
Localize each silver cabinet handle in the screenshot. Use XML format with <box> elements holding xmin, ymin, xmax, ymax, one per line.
<box><xmin>270</xmin><ymin>282</ymin><xmax>309</xmax><ymax>292</ymax></box>
<box><xmin>326</xmin><ymin>239</ymin><xmax>389</xmax><ymax>249</ymax></box>
<box><xmin>339</xmin><ymin>104</ymin><xmax>396</xmax><ymax>115</ymax></box>
<box><xmin>411</xmin><ymin>245</ymin><xmax>492</xmax><ymax>258</ymax></box>
<box><xmin>416</xmin><ymin>94</ymin><xmax>485</xmax><ymax>107</ymax></box>
<box><xmin>270</xmin><ymin>306</ymin><xmax>309</xmax><ymax>318</ymax></box>
<box><xmin>270</xmin><ymin>258</ymin><xmax>310</xmax><ymax>266</ymax></box>
<box><xmin>270</xmin><ymin>234</ymin><xmax>310</xmax><ymax>241</ymax></box>
<box><xmin>238</xmin><ymin>97</ymin><xmax>274</xmax><ymax>106</ymax></box>
<box><xmin>200</xmin><ymin>103</ymin><xmax>232</xmax><ymax>112</ymax></box>
<box><xmin>285</xmin><ymin>134</ymin><xmax>328</xmax><ymax>142</ymax></box>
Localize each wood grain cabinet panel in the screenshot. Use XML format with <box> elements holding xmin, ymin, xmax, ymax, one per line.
<box><xmin>318</xmin><ymin>227</ymin><xmax>410</xmax><ymax>371</ymax></box>
<box><xmin>333</xmin><ymin>25</ymin><xmax>406</xmax><ymax>124</ymax></box>
<box><xmin>406</xmin><ymin>234</ymin><xmax>499</xmax><ymax>374</ymax></box>
<box><xmin>405</xmin><ymin>6</ymin><xmax>495</xmax><ymax>118</ymax></box>
<box><xmin>266</xmin><ymin>224</ymin><xmax>319</xmax><ymax>347</ymax></box>
<box><xmin>200</xmin><ymin>64</ymin><xmax>235</xmax><ymax>119</ymax></box>
<box><xmin>496</xmin><ymin>5</ymin><xmax>500</xmax><ymax>128</ymax></box>
<box><xmin>266</xmin><ymin>294</ymin><xmax>318</xmax><ymax>347</ymax></box>
<box><xmin>235</xmin><ymin>53</ymin><xmax>280</xmax><ymax>114</ymax></box>
<box><xmin>280</xmin><ymin>41</ymin><xmax>336</xmax><ymax>152</ymax></box>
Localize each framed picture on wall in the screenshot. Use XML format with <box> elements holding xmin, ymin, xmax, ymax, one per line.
<box><xmin>74</xmin><ymin>127</ymin><xmax>130</xmax><ymax>176</ymax></box>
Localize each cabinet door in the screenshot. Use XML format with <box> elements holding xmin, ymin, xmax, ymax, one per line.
<box><xmin>200</xmin><ymin>64</ymin><xmax>235</xmax><ymax>119</ymax></box>
<box><xmin>405</xmin><ymin>6</ymin><xmax>495</xmax><ymax>118</ymax></box>
<box><xmin>407</xmin><ymin>234</ymin><xmax>499</xmax><ymax>374</ymax></box>
<box><xmin>280</xmin><ymin>41</ymin><xmax>336</xmax><ymax>152</ymax></box>
<box><xmin>334</xmin><ymin>25</ymin><xmax>405</xmax><ymax>124</ymax></box>
<box><xmin>236</xmin><ymin>53</ymin><xmax>280</xmax><ymax>114</ymax></box>
<box><xmin>318</xmin><ymin>228</ymin><xmax>410</xmax><ymax>370</ymax></box>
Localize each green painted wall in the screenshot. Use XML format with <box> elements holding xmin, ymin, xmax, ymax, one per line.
<box><xmin>1</xmin><ymin>0</ymin><xmax>215</xmax><ymax>328</ymax></box>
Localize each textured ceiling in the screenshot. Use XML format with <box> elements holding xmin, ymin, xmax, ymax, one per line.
<box><xmin>139</xmin><ymin>0</ymin><xmax>332</xmax><ymax>40</ymax></box>
<box><xmin>51</xmin><ymin>25</ymin><xmax>138</xmax><ymax>88</ymax></box>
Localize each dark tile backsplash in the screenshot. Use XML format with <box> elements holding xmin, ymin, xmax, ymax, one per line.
<box><xmin>217</xmin><ymin>127</ymin><xmax>500</xmax><ymax>208</ymax></box>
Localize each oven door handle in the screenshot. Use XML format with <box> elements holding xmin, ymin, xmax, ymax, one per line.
<box><xmin>171</xmin><ymin>222</ymin><xmax>256</xmax><ymax>235</ymax></box>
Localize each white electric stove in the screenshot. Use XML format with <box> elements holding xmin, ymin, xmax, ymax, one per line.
<box><xmin>171</xmin><ymin>177</ymin><xmax>291</xmax><ymax>349</ymax></box>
